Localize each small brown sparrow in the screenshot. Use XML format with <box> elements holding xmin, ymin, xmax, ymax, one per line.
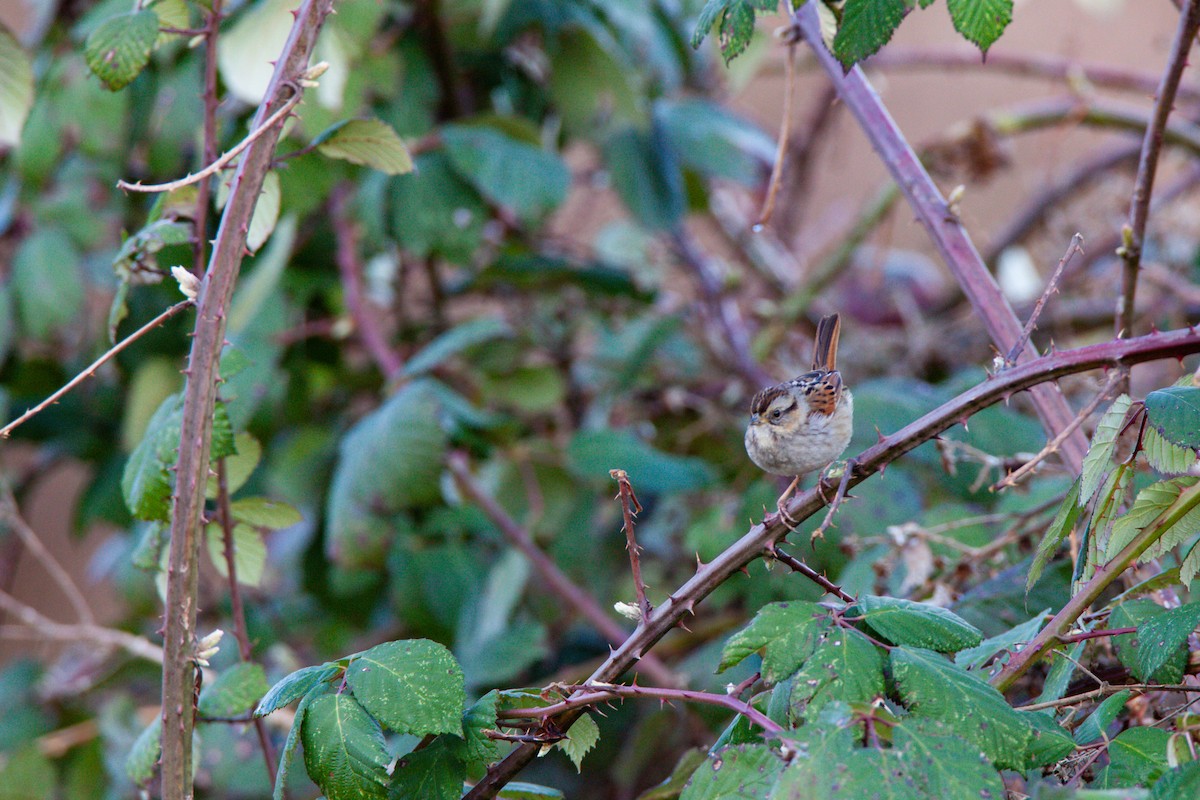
<box><xmin>745</xmin><ymin>314</ymin><xmax>854</xmax><ymax>522</ymax></box>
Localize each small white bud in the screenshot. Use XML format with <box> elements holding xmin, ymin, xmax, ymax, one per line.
<box><xmin>171</xmin><ymin>266</ymin><xmax>200</xmax><ymax>300</ymax></box>
<box><xmin>613</xmin><ymin>601</ymin><xmax>641</xmax><ymax>620</ymax></box>
<box><xmin>195</xmin><ymin>628</ymin><xmax>224</xmax><ymax>665</ymax></box>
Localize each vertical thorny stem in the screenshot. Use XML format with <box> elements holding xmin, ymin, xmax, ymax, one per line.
<box><xmin>610</xmin><ymin>469</ymin><xmax>651</xmax><ymax>625</ymax></box>
<box><xmin>158</xmin><ymin>2</ymin><xmax>334</xmax><ymax>797</ymax></box>
<box><xmin>1116</xmin><ymin>0</ymin><xmax>1200</xmax><ymax>350</ymax></box>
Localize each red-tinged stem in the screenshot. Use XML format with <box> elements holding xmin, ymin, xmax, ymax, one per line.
<box><xmin>465</xmin><ymin>327</ymin><xmax>1200</xmax><ymax>799</ymax></box>
<box><xmin>791</xmin><ymin>3</ymin><xmax>1091</xmax><ymax>472</ymax></box>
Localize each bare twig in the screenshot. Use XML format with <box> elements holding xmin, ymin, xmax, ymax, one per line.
<box><xmin>756</xmin><ymin>41</ymin><xmax>796</xmax><ymax>228</ymax></box>
<box><xmin>775</xmin><ymin>83</ymin><xmax>839</xmax><ymax>238</ymax></box>
<box><xmin>465</xmin><ymin>327</ymin><xmax>1200</xmax><ymax>799</ymax></box>
<box><xmin>669</xmin><ymin>228</ymin><xmax>772</xmax><ymax>388</ymax></box>
<box><xmin>0</xmin><ymin>591</ymin><xmax>161</xmax><ymax>664</ymax></box>
<box><xmin>791</xmin><ymin>3</ymin><xmax>1090</xmax><ymax>473</ymax></box>
<box><xmin>1004</xmin><ymin>234</ymin><xmax>1083</xmax><ymax>366</ymax></box>
<box><xmin>861</xmin><ymin>48</ymin><xmax>1200</xmax><ymax>104</ymax></box>
<box><xmin>1018</xmin><ymin>682</ymin><xmax>1200</xmax><ymax>713</ymax></box>
<box><xmin>767</xmin><ymin>544</ymin><xmax>854</xmax><ymax>603</ymax></box>
<box><xmin>610</xmin><ymin>469</ymin><xmax>651</xmax><ymax>625</ymax></box>
<box><xmin>117</xmin><ymin>93</ymin><xmax>303</xmax><ymax>194</ymax></box>
<box><xmin>1071</xmin><ymin>163</ymin><xmax>1200</xmax><ymax>277</ymax></box>
<box><xmin>448</xmin><ymin>454</ymin><xmax>677</xmax><ymax>687</ymax></box>
<box><xmin>1056</xmin><ymin>626</ymin><xmax>1137</xmax><ymax>644</ymax></box>
<box><xmin>214</xmin><ymin>460</ymin><xmax>278</xmax><ymax>788</ymax></box>
<box><xmin>0</xmin><ymin>488</ymin><xmax>93</xmax><ymax>624</ymax></box>
<box><xmin>0</xmin><ymin>300</ymin><xmax>194</xmax><ymax>439</ymax></box>
<box><xmin>984</xmin><ymin>144</ymin><xmax>1140</xmax><ymax>267</ymax></box>
<box><xmin>331</xmin><ymin>185</ymin><xmax>404</xmax><ymax>379</ymax></box>
<box><xmin>993</xmin><ymin>370</ymin><xmax>1121</xmax><ymax>490</ymax></box>
<box><xmin>499</xmin><ymin>681</ymin><xmax>783</xmax><ymax>736</ymax></box>
<box><xmin>1117</xmin><ymin>0</ymin><xmax>1200</xmax><ymax>343</ymax></box>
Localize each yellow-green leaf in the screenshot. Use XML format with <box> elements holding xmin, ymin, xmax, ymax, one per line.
<box><xmin>316</xmin><ymin>118</ymin><xmax>413</xmax><ymax>175</ymax></box>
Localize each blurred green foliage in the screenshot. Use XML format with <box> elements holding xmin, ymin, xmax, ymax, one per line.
<box><xmin>1</xmin><ymin>0</ymin><xmax>1198</xmax><ymax>798</ymax></box>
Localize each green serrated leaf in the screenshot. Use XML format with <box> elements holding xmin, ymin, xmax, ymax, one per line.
<box><xmin>315</xmin><ymin>118</ymin><xmax>413</xmax><ymax>175</ymax></box>
<box><xmin>719</xmin><ymin>602</ymin><xmax>828</xmax><ymax>678</ymax></box>
<box><xmin>84</xmin><ymin>9</ymin><xmax>158</xmax><ymax>91</ymax></box>
<box><xmin>1106</xmin><ymin>479</ymin><xmax>1190</xmax><ymax>559</ymax></box>
<box><xmin>1152</xmin><ymin>762</ymin><xmax>1200</xmax><ymax>799</ymax></box>
<box><xmin>833</xmin><ymin>0</ymin><xmax>908</xmax><ymax>67</ymax></box>
<box><xmin>1098</xmin><ymin>726</ymin><xmax>1170</xmax><ymax>788</ymax></box>
<box><xmin>890</xmin><ymin>647</ymin><xmax>1034</xmax><ymax>769</ymax></box>
<box><xmin>945</xmin><ymin>0</ymin><xmax>1013</xmax><ymax>54</ymax></box>
<box><xmin>272</xmin><ymin>683</ymin><xmax>322</xmax><ymax>800</ymax></box>
<box><xmin>955</xmin><ymin>610</ymin><xmax>1046</xmax><ymax>671</ymax></box>
<box><xmin>1146</xmin><ymin>385</ymin><xmax>1200</xmax><ymax>449</ymax></box>
<box><xmin>1074</xmin><ymin>689</ymin><xmax>1130</xmax><ymax>745</ymax></box>
<box><xmin>198</xmin><ymin>662</ymin><xmax>269</xmax><ymax>718</ymax></box>
<box><xmin>344</xmin><ymin>639</ymin><xmax>465</xmax><ymax>737</ymax></box>
<box><xmin>790</xmin><ymin>628</ymin><xmax>884</xmax><ymax>719</ymax></box>
<box><xmin>230</xmin><ymin>497</ymin><xmax>303</xmax><ymax>529</ymax></box>
<box><xmin>1085</xmin><ymin>463</ymin><xmax>1133</xmax><ymax>583</ymax></box>
<box><xmin>690</xmin><ymin>0</ymin><xmax>730</xmax><ymax>50</ymax></box>
<box><xmin>460</xmin><ymin>690</ymin><xmax>501</xmax><ymax>766</ymax></box>
<box><xmin>205</xmin><ymin>522</ymin><xmax>266</xmax><ymax>587</ymax></box>
<box><xmin>325</xmin><ymin>379</ymin><xmax>447</xmax><ymax>567</ymax></box>
<box><xmin>891</xmin><ymin>716</ymin><xmax>1007</xmax><ymax>796</ymax></box>
<box><xmin>1135</xmin><ymin>602</ymin><xmax>1200</xmax><ymax>682</ymax></box>
<box><xmin>1108</xmin><ymin>477</ymin><xmax>1200</xmax><ymax>562</ymax></box>
<box><xmin>211</xmin><ymin>401</ymin><xmax>236</xmax><ymax>460</ymax></box>
<box><xmin>1028</xmin><ymin>480</ymin><xmax>1081</xmax><ymax>590</ymax></box>
<box><xmin>717</xmin><ymin>3</ymin><xmax>756</xmax><ymax>65</ymax></box>
<box><xmin>123</xmin><ymin>717</ymin><xmax>161</xmax><ymax>785</ymax></box>
<box><xmin>1035</xmin><ymin>640</ymin><xmax>1085</xmax><ymax>706</ymax></box>
<box><xmin>680</xmin><ymin>744</ymin><xmax>784</xmax><ymax>800</ymax></box>
<box><xmin>1181</xmin><ymin>540</ymin><xmax>1200</xmax><ymax>586</ymax></box>
<box><xmin>0</xmin><ymin>26</ymin><xmax>34</xmax><ymax>148</ymax></box>
<box><xmin>403</xmin><ymin>316</ymin><xmax>511</xmax><ymax>377</ymax></box>
<box><xmin>256</xmin><ymin>664</ymin><xmax>340</xmax><ymax>717</ymax></box>
<box><xmin>855</xmin><ymin>595</ymin><xmax>983</xmax><ymax>652</ymax></box>
<box><xmin>443</xmin><ymin>124</ymin><xmax>570</xmax><ymax>221</ymax></box>
<box><xmin>390</xmin><ymin>740</ymin><xmax>464</xmax><ymax>800</ymax></box>
<box><xmin>1022</xmin><ymin>709</ymin><xmax>1076</xmax><ymax>768</ymax></box>
<box><xmin>771</xmin><ymin>746</ymin><xmax>915</xmax><ymax>799</ymax></box>
<box><xmin>556</xmin><ymin>711</ymin><xmax>598</xmax><ymax>772</ymax></box>
<box><xmin>1081</xmin><ymin>395</ymin><xmax>1132</xmax><ymax>505</ymax></box>
<box><xmin>1111</xmin><ymin>601</ymin><xmax>1188</xmax><ymax>685</ymax></box>
<box><xmin>1142</xmin><ymin>425</ymin><xmax>1198</xmax><ymax>474</ymax></box>
<box><xmin>301</xmin><ymin>693</ymin><xmax>389</xmax><ymax>800</ymax></box>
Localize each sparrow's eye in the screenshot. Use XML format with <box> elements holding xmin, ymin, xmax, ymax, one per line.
<box><xmin>770</xmin><ymin>408</ymin><xmax>783</xmax><ymax>420</ymax></box>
